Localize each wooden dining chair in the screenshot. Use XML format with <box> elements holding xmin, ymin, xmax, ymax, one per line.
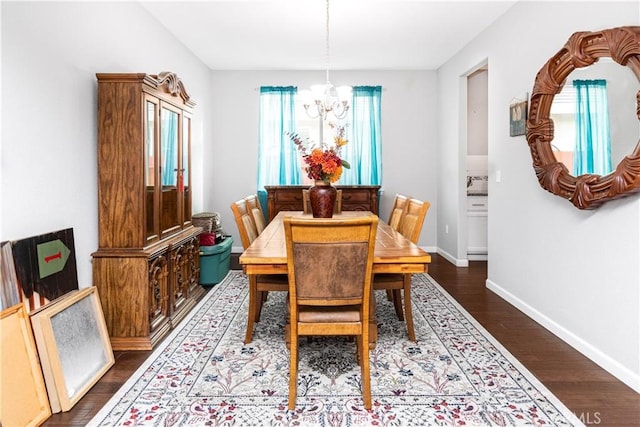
<box><xmin>244</xmin><ymin>194</ymin><xmax>266</xmax><ymax>233</ymax></box>
<box><xmin>373</xmin><ymin>198</ymin><xmax>430</xmax><ymax>341</ymax></box>
<box><xmin>302</xmin><ymin>189</ymin><xmax>343</xmax><ymax>214</ymax></box>
<box><xmin>230</xmin><ymin>197</ymin><xmax>288</xmax><ymax>343</ymax></box>
<box><xmin>284</xmin><ymin>215</ymin><xmax>378</xmax><ymax>410</ymax></box>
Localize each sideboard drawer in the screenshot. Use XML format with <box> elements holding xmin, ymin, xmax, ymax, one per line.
<box><xmin>275</xmin><ymin>190</ymin><xmax>304</xmax><ymax>202</ymax></box>
<box><xmin>341</xmin><ymin>191</ymin><xmax>371</xmax><ymax>203</ymax></box>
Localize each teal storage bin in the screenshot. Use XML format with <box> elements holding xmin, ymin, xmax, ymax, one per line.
<box><xmin>199</xmin><ymin>237</ymin><xmax>233</xmax><ymax>285</ymax></box>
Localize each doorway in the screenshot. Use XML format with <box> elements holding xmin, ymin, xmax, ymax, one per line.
<box><xmin>466</xmin><ymin>66</ymin><xmax>488</xmax><ymax>261</ymax></box>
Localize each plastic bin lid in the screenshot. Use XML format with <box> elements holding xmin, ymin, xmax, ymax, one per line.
<box><xmin>200</xmin><ymin>236</ymin><xmax>233</xmax><ymax>255</ymax></box>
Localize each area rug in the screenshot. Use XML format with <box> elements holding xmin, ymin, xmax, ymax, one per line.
<box><xmin>88</xmin><ymin>271</ymin><xmax>583</xmax><ymax>426</ymax></box>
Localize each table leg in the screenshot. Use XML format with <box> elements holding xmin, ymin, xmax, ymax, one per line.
<box><xmin>244</xmin><ymin>274</ymin><xmax>258</xmax><ymax>344</ymax></box>
<box><xmin>403</xmin><ymin>274</ymin><xmax>416</xmax><ymax>342</ymax></box>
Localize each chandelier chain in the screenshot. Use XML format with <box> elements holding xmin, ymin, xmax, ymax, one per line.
<box><xmin>325</xmin><ymin>0</ymin><xmax>330</xmax><ymax>83</ymax></box>
<box><xmin>301</xmin><ymin>0</ymin><xmax>351</xmax><ymax>121</ymax></box>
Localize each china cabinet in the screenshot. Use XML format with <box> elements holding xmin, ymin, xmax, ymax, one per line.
<box><xmin>92</xmin><ymin>72</ymin><xmax>204</xmax><ymax>350</ymax></box>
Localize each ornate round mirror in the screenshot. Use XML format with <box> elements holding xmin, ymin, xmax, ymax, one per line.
<box><xmin>526</xmin><ymin>26</ymin><xmax>640</xmax><ymax>209</ymax></box>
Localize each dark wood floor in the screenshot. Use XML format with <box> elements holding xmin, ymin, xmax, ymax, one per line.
<box><xmin>43</xmin><ymin>254</ymin><xmax>639</xmax><ymax>426</ymax></box>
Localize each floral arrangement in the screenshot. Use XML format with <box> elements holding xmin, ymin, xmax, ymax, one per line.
<box><xmin>287</xmin><ymin>124</ymin><xmax>351</xmax><ymax>183</ymax></box>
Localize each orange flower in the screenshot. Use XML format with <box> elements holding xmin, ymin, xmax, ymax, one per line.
<box><xmin>309</xmin><ymin>149</ymin><xmax>325</xmax><ymax>164</ymax></box>
<box><xmin>331</xmin><ymin>165</ymin><xmax>343</xmax><ymax>182</ymax></box>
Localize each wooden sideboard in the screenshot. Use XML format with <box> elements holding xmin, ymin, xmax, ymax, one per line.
<box><xmin>265</xmin><ymin>185</ymin><xmax>381</xmax><ymax>221</ymax></box>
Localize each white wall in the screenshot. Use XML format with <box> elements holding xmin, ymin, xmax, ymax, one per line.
<box><xmin>1</xmin><ymin>2</ymin><xmax>211</xmax><ymax>287</ymax></box>
<box><xmin>437</xmin><ymin>1</ymin><xmax>640</xmax><ymax>391</ymax></box>
<box><xmin>207</xmin><ymin>70</ymin><xmax>439</xmax><ymax>253</ymax></box>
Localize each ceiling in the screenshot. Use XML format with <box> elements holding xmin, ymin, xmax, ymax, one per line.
<box><xmin>140</xmin><ymin>0</ymin><xmax>517</xmax><ymax>71</ymax></box>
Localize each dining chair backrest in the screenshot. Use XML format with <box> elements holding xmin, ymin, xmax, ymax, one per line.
<box><xmin>230</xmin><ymin>198</ymin><xmax>259</xmax><ymax>250</ymax></box>
<box><xmin>302</xmin><ymin>189</ymin><xmax>343</xmax><ymax>214</ymax></box>
<box><xmin>285</xmin><ymin>216</ymin><xmax>377</xmax><ymax>304</ymax></box>
<box><xmin>335</xmin><ymin>189</ymin><xmax>342</xmax><ymax>213</ymax></box>
<box><xmin>387</xmin><ymin>194</ymin><xmax>409</xmax><ymax>231</ymax></box>
<box><xmin>302</xmin><ymin>189</ymin><xmax>310</xmax><ymax>214</ymax></box>
<box><xmin>244</xmin><ymin>194</ymin><xmax>266</xmax><ymax>234</ymax></box>
<box><xmin>399</xmin><ymin>198</ymin><xmax>430</xmax><ymax>244</ymax></box>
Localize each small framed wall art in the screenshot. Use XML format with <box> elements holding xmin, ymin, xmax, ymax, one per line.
<box><xmin>509</xmin><ymin>100</ymin><xmax>528</xmax><ymax>136</ymax></box>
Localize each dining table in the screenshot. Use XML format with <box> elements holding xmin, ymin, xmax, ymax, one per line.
<box><xmin>239</xmin><ymin>210</ymin><xmax>432</xmax><ymax>347</ymax></box>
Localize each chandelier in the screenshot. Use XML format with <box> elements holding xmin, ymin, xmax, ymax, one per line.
<box><xmin>299</xmin><ymin>0</ymin><xmax>352</xmax><ymax>120</ymax></box>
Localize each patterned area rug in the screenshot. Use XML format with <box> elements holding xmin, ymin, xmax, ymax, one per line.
<box><xmin>89</xmin><ymin>271</ymin><xmax>583</xmax><ymax>426</ymax></box>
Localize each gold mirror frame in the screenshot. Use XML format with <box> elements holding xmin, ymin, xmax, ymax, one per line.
<box><xmin>526</xmin><ymin>26</ymin><xmax>640</xmax><ymax>209</ymax></box>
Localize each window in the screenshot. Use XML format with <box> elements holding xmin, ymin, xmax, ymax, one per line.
<box><xmin>257</xmin><ymin>85</ymin><xmax>381</xmax><ymax>192</ymax></box>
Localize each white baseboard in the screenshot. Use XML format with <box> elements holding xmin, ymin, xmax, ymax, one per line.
<box><xmin>419</xmin><ymin>245</ymin><xmax>437</xmax><ymax>254</ymax></box>
<box><xmin>436</xmin><ymin>248</ymin><xmax>469</xmax><ymax>267</ymax></box>
<box><xmin>486</xmin><ymin>278</ymin><xmax>640</xmax><ymax>394</ymax></box>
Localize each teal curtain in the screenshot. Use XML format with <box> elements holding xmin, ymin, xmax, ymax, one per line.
<box><xmin>341</xmin><ymin>86</ymin><xmax>382</xmax><ymax>185</ymax></box>
<box><xmin>573</xmin><ymin>79</ymin><xmax>612</xmax><ymax>176</ymax></box>
<box><xmin>257</xmin><ymin>86</ymin><xmax>300</xmax><ymax>212</ymax></box>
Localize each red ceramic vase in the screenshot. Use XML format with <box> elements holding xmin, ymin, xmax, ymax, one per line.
<box><xmin>309</xmin><ymin>181</ymin><xmax>336</xmax><ymax>218</ymax></box>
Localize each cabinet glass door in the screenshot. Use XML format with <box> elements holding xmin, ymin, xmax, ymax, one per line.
<box><xmin>160</xmin><ymin>104</ymin><xmax>181</xmax><ymax>237</ymax></box>
<box><xmin>145</xmin><ymin>97</ymin><xmax>159</xmax><ymax>243</ymax></box>
<box><xmin>182</xmin><ymin>114</ymin><xmax>192</xmax><ymax>226</ymax></box>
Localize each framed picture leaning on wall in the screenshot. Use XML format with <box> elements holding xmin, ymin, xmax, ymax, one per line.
<box><xmin>29</xmin><ymin>286</ymin><xmax>114</xmax><ymax>413</ymax></box>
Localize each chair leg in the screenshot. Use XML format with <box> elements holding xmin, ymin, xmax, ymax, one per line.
<box><xmin>288</xmin><ymin>326</ymin><xmax>299</xmax><ymax>410</ymax></box>
<box><xmin>360</xmin><ymin>327</ymin><xmax>372</xmax><ymax>409</ymax></box>
<box><xmin>244</xmin><ymin>275</ymin><xmax>258</xmax><ymax>344</ymax></box>
<box><xmin>403</xmin><ymin>274</ymin><xmax>416</xmax><ymax>342</ymax></box>
<box><xmin>385</xmin><ymin>289</ymin><xmax>393</xmax><ymax>301</ymax></box>
<box><xmin>369</xmin><ymin>288</ymin><xmax>378</xmax><ymax>350</ymax></box>
<box><xmin>391</xmin><ymin>289</ymin><xmax>404</xmax><ymax>321</ymax></box>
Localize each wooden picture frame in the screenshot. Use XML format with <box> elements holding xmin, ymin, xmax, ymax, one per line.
<box><xmin>29</xmin><ymin>286</ymin><xmax>114</xmax><ymax>413</ymax></box>
<box><xmin>1</xmin><ymin>303</ymin><xmax>52</xmax><ymax>426</ymax></box>
<box><xmin>509</xmin><ymin>100</ymin><xmax>528</xmax><ymax>136</ymax></box>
